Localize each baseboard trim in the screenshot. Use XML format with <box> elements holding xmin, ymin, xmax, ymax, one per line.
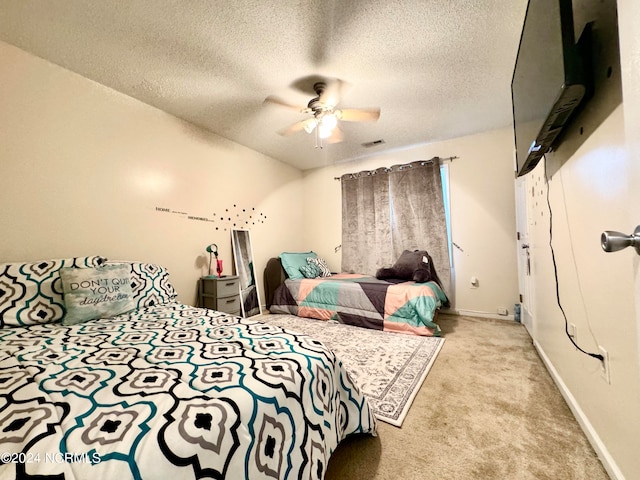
<box><xmin>533</xmin><ymin>340</ymin><xmax>624</xmax><ymax>480</ymax></box>
<box><xmin>440</xmin><ymin>308</ymin><xmax>515</xmax><ymax>321</ymax></box>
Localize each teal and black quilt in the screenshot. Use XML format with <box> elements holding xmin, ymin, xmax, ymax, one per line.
<box><xmin>0</xmin><ymin>302</ymin><xmax>376</xmax><ymax>479</ymax></box>
<box><xmin>269</xmin><ymin>274</ymin><xmax>447</xmax><ymax>336</ymax></box>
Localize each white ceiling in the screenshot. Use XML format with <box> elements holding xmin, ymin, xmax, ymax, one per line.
<box><xmin>0</xmin><ymin>0</ymin><xmax>527</xmax><ymax>170</ymax></box>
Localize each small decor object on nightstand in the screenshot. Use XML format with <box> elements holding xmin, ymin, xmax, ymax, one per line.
<box><xmin>205</xmin><ymin>243</ymin><xmax>222</xmax><ymax>278</ymax></box>
<box><xmin>216</xmin><ymin>258</ymin><xmax>223</xmax><ymax>278</ymax></box>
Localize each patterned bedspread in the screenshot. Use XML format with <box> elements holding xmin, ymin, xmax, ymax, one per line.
<box><xmin>269</xmin><ymin>274</ymin><xmax>448</xmax><ymax>336</ymax></box>
<box><xmin>0</xmin><ymin>302</ymin><xmax>375</xmax><ymax>479</ymax></box>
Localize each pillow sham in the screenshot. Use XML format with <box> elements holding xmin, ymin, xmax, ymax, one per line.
<box><xmin>279</xmin><ymin>251</ymin><xmax>318</xmax><ymax>280</ymax></box>
<box><xmin>300</xmin><ymin>262</ymin><xmax>322</xmax><ymax>279</ymax></box>
<box><xmin>0</xmin><ymin>255</ymin><xmax>107</xmax><ymax>328</ymax></box>
<box><xmin>105</xmin><ymin>260</ymin><xmax>177</xmax><ymax>308</ymax></box>
<box><xmin>60</xmin><ymin>265</ymin><xmax>135</xmax><ymax>325</ymax></box>
<box><xmin>307</xmin><ymin>256</ymin><xmax>332</xmax><ymax>277</ymax></box>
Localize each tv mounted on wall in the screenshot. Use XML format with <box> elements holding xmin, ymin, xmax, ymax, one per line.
<box><xmin>511</xmin><ymin>0</ymin><xmax>591</xmax><ymax>177</ymax></box>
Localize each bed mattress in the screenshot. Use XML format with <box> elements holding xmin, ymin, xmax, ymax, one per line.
<box><xmin>0</xmin><ymin>302</ymin><xmax>375</xmax><ymax>479</ymax></box>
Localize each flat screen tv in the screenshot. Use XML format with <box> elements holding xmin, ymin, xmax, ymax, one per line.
<box><xmin>511</xmin><ymin>0</ymin><xmax>590</xmax><ymax>177</ymax></box>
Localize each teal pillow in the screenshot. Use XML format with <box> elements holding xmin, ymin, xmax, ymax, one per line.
<box><xmin>279</xmin><ymin>251</ymin><xmax>318</xmax><ymax>280</ymax></box>
<box><xmin>60</xmin><ymin>265</ymin><xmax>135</xmax><ymax>325</ymax></box>
<box><xmin>300</xmin><ymin>263</ymin><xmax>322</xmax><ymax>279</ymax></box>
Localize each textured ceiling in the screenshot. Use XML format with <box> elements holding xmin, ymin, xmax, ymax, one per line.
<box><xmin>0</xmin><ymin>0</ymin><xmax>527</xmax><ymax>170</ymax></box>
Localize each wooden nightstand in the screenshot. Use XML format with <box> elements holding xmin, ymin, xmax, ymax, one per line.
<box><xmin>198</xmin><ymin>276</ymin><xmax>241</xmax><ymax>315</ymax></box>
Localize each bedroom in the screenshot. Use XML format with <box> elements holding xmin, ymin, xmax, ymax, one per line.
<box><xmin>1</xmin><ymin>1</ymin><xmax>639</xmax><ymax>479</ymax></box>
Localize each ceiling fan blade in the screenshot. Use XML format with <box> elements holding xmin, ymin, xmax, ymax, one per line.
<box><xmin>277</xmin><ymin>117</ymin><xmax>317</xmax><ymax>136</ymax></box>
<box><xmin>327</xmin><ymin>127</ymin><xmax>344</xmax><ymax>144</ymax></box>
<box><xmin>277</xmin><ymin>121</ymin><xmax>306</xmax><ymax>136</ymax></box>
<box><xmin>337</xmin><ymin>108</ymin><xmax>381</xmax><ymax>122</ymax></box>
<box><xmin>264</xmin><ymin>95</ymin><xmax>306</xmax><ymax>112</ymax></box>
<box><xmin>318</xmin><ymin>79</ymin><xmax>345</xmax><ymax>108</ymax></box>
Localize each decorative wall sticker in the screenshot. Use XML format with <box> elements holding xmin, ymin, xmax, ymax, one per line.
<box><xmin>154</xmin><ymin>204</ymin><xmax>267</xmax><ymax>231</ymax></box>
<box><xmin>155</xmin><ymin>207</ymin><xmax>188</xmax><ymax>217</ymax></box>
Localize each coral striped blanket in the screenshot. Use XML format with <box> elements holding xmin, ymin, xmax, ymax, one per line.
<box><xmin>269</xmin><ymin>273</ymin><xmax>448</xmax><ymax>336</ymax></box>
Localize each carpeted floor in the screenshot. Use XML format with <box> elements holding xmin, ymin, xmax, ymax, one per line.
<box><xmin>325</xmin><ymin>314</ymin><xmax>610</xmax><ymax>480</ymax></box>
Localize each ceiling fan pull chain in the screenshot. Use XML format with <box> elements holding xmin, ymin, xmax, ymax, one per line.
<box><xmin>314</xmin><ymin>126</ymin><xmax>323</xmax><ymax>149</ymax></box>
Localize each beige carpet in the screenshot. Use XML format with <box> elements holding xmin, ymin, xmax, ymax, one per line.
<box><xmin>325</xmin><ymin>314</ymin><xmax>609</xmax><ymax>480</ymax></box>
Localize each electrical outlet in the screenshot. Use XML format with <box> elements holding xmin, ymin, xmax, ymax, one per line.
<box><xmin>497</xmin><ymin>306</ymin><xmax>508</xmax><ymax>316</ymax></box>
<box><xmin>598</xmin><ymin>346</ymin><xmax>610</xmax><ymax>384</ymax></box>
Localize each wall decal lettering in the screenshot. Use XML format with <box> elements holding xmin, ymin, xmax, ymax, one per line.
<box><xmin>155</xmin><ymin>205</ymin><xmax>267</xmax><ymax>231</ymax></box>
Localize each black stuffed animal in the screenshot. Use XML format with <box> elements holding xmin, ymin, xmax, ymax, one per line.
<box><xmin>376</xmin><ymin>249</ymin><xmax>442</xmax><ymax>285</ymax></box>
<box><xmin>376</xmin><ymin>250</ymin><xmax>451</xmax><ymax>308</ymax></box>
<box><xmin>376</xmin><ymin>249</ymin><xmax>449</xmax><ymax>307</ymax></box>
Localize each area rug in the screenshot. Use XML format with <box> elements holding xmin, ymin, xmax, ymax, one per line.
<box><xmin>259</xmin><ymin>314</ymin><xmax>445</xmax><ymax>427</ymax></box>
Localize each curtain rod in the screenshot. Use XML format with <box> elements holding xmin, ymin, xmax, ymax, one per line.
<box><xmin>334</xmin><ymin>156</ymin><xmax>458</xmax><ymax>180</ymax></box>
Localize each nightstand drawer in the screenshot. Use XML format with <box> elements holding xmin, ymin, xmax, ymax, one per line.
<box><xmin>201</xmin><ymin>276</ymin><xmax>240</xmax><ymax>296</ymax></box>
<box><xmin>198</xmin><ymin>276</ymin><xmax>241</xmax><ymax>314</ymax></box>
<box><xmin>216</xmin><ymin>295</ymin><xmax>241</xmax><ymax>315</ymax></box>
<box><xmin>215</xmin><ymin>277</ymin><xmax>240</xmax><ymax>297</ymax></box>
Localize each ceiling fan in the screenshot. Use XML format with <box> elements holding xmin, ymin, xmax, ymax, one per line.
<box><xmin>264</xmin><ymin>79</ymin><xmax>380</xmax><ymax>146</ymax></box>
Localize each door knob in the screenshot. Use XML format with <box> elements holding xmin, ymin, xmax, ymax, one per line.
<box><xmin>601</xmin><ymin>226</ymin><xmax>640</xmax><ymax>254</ymax></box>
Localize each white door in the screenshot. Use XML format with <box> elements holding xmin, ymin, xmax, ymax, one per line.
<box><xmin>618</xmin><ymin>0</ymin><xmax>640</xmax><ymax>375</ymax></box>
<box><xmin>515</xmin><ymin>177</ymin><xmax>534</xmax><ymax>333</ymax></box>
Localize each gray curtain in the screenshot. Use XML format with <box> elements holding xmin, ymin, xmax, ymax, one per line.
<box><xmin>341</xmin><ymin>168</ymin><xmax>393</xmax><ymax>276</ymax></box>
<box><xmin>341</xmin><ymin>159</ymin><xmax>450</xmax><ymax>294</ymax></box>
<box><xmin>389</xmin><ymin>161</ymin><xmax>450</xmax><ymax>293</ymax></box>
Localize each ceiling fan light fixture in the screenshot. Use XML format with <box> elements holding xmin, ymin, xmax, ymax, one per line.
<box><xmin>302</xmin><ymin>118</ymin><xmax>317</xmax><ymax>134</ymax></box>
<box><xmin>266</xmin><ymin>77</ymin><xmax>380</xmax><ymax>145</ymax></box>
<box><xmin>318</xmin><ymin>124</ymin><xmax>333</xmax><ymax>139</ymax></box>
<box><xmin>320</xmin><ymin>113</ymin><xmax>338</xmax><ymax>130</ymax></box>
<box><xmin>317</xmin><ymin>112</ymin><xmax>338</xmax><ymax>139</ymax></box>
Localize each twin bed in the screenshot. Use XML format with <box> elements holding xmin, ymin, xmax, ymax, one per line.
<box><xmin>264</xmin><ymin>254</ymin><xmax>448</xmax><ymax>337</ymax></box>
<box><xmin>0</xmin><ymin>257</ymin><xmax>375</xmax><ymax>479</ymax></box>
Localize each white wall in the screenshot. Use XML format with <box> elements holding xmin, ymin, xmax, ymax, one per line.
<box><xmin>525</xmin><ymin>105</ymin><xmax>639</xmax><ymax>480</ymax></box>
<box><xmin>301</xmin><ymin>128</ymin><xmax>519</xmax><ymax>318</ymax></box>
<box><xmin>0</xmin><ymin>41</ymin><xmax>305</xmax><ymax>305</ymax></box>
